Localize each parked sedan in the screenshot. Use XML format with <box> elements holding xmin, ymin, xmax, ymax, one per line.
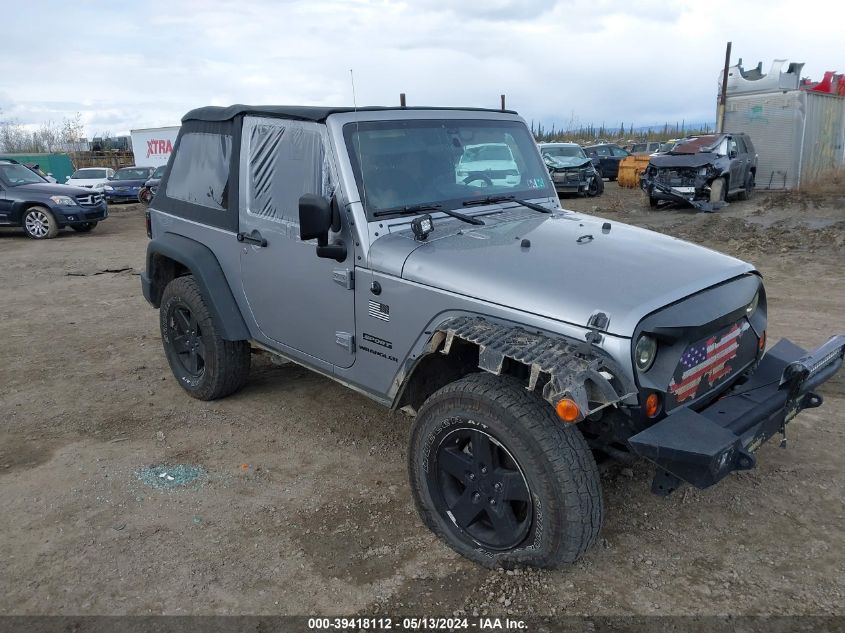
<box><xmin>65</xmin><ymin>167</ymin><xmax>115</xmax><ymax>191</ymax></box>
<box><xmin>583</xmin><ymin>143</ymin><xmax>629</xmax><ymax>180</ymax></box>
<box><xmin>103</xmin><ymin>166</ymin><xmax>155</xmax><ymax>203</ymax></box>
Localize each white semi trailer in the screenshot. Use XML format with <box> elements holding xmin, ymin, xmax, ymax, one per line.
<box><xmin>130</xmin><ymin>126</ymin><xmax>180</xmax><ymax>167</ymax></box>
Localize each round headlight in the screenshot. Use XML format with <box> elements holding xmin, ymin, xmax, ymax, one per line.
<box><xmin>746</xmin><ymin>290</ymin><xmax>759</xmax><ymax>316</ymax></box>
<box><xmin>634</xmin><ymin>335</ymin><xmax>657</xmax><ymax>372</ymax></box>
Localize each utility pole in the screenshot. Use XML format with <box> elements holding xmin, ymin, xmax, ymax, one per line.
<box><xmin>716</xmin><ymin>41</ymin><xmax>732</xmax><ymax>132</ymax></box>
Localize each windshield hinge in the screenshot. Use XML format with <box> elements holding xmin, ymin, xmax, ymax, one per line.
<box><xmin>332</xmin><ymin>269</ymin><xmax>354</xmax><ymax>290</ymax></box>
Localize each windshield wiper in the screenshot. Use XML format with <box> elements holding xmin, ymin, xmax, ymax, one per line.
<box><xmin>373</xmin><ymin>203</ymin><xmax>484</xmax><ymax>226</ymax></box>
<box><xmin>462</xmin><ymin>195</ymin><xmax>552</xmax><ymax>214</ymax></box>
<box><xmin>373</xmin><ymin>203</ymin><xmax>443</xmax><ymax>217</ymax></box>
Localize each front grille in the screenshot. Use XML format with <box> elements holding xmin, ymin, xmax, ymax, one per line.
<box><xmin>665</xmin><ymin>319</ymin><xmax>758</xmax><ymax>410</ymax></box>
<box><xmin>553</xmin><ymin>168</ymin><xmax>586</xmax><ymax>183</ymax></box>
<box><xmin>654</xmin><ymin>168</ymin><xmax>696</xmax><ymax>187</ymax></box>
<box><xmin>75</xmin><ymin>192</ymin><xmax>105</xmax><ymax>207</ymax></box>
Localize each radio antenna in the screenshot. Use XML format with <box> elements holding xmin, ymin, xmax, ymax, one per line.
<box><xmin>350</xmin><ymin>70</ymin><xmax>369</xmax><ymax>227</ymax></box>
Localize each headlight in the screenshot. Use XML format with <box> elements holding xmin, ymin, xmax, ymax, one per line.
<box><xmin>49</xmin><ymin>195</ymin><xmax>76</xmax><ymax>206</ymax></box>
<box><xmin>746</xmin><ymin>290</ymin><xmax>759</xmax><ymax>316</ymax></box>
<box><xmin>698</xmin><ymin>167</ymin><xmax>709</xmax><ymax>176</ymax></box>
<box><xmin>103</xmin><ymin>185</ymin><xmax>113</xmax><ymax>191</ymax></box>
<box><xmin>634</xmin><ymin>335</ymin><xmax>657</xmax><ymax>372</ymax></box>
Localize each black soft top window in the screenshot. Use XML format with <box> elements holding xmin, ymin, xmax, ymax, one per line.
<box><xmin>154</xmin><ymin>119</ymin><xmax>238</xmax><ymax>231</ymax></box>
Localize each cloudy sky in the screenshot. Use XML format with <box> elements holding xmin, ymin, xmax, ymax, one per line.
<box><xmin>1</xmin><ymin>0</ymin><xmax>840</xmax><ymax>137</ymax></box>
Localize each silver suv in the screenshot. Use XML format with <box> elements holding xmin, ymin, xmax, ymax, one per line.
<box><xmin>142</xmin><ymin>105</ymin><xmax>844</xmax><ymax>568</ymax></box>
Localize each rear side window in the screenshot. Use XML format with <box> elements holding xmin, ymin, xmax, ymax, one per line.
<box><xmin>610</xmin><ymin>146</ymin><xmax>628</xmax><ymax>157</ymax></box>
<box><xmin>165</xmin><ymin>132</ymin><xmax>232</xmax><ymax>210</ymax></box>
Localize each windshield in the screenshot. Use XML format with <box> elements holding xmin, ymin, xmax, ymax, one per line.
<box><xmin>72</xmin><ymin>169</ymin><xmax>107</xmax><ymax>179</ymax></box>
<box><xmin>542</xmin><ymin>145</ymin><xmax>587</xmax><ymax>158</ymax></box>
<box><xmin>344</xmin><ymin>119</ymin><xmax>553</xmax><ymax>219</ymax></box>
<box><xmin>542</xmin><ymin>145</ymin><xmax>586</xmax><ymax>159</ymax></box>
<box><xmin>114</xmin><ymin>168</ymin><xmax>150</xmax><ymax>180</ymax></box>
<box><xmin>0</xmin><ymin>163</ymin><xmax>46</xmax><ymax>186</ymax></box>
<box><xmin>670</xmin><ymin>135</ymin><xmax>721</xmax><ymax>155</ymax></box>
<box><xmin>151</xmin><ymin>166</ymin><xmax>166</xmax><ymax>178</ymax></box>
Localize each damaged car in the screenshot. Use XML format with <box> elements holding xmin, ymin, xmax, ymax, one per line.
<box><xmin>539</xmin><ymin>142</ymin><xmax>603</xmax><ymax>197</ymax></box>
<box><xmin>640</xmin><ymin>133</ymin><xmax>757</xmax><ymax>211</ymax></box>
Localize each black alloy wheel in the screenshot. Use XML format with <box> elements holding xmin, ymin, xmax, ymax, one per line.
<box><xmin>166</xmin><ymin>303</ymin><xmax>207</xmax><ymax>379</ymax></box>
<box><xmin>430</xmin><ymin>425</ymin><xmax>532</xmax><ymax>551</ymax></box>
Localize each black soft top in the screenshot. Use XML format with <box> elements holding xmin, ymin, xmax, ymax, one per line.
<box><xmin>182</xmin><ymin>104</ymin><xmax>517</xmax><ymax>123</ymax></box>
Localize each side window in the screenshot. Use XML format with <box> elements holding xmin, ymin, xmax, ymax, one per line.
<box><xmin>244</xmin><ymin>119</ymin><xmax>333</xmax><ymax>223</ymax></box>
<box><xmin>165</xmin><ymin>132</ymin><xmax>231</xmax><ymax>210</ymax></box>
<box><xmin>594</xmin><ymin>146</ymin><xmax>611</xmax><ymax>157</ymax></box>
<box><xmin>728</xmin><ymin>138</ymin><xmax>739</xmax><ymax>156</ymax></box>
<box><xmin>610</xmin><ymin>146</ymin><xmax>628</xmax><ymax>157</ymax></box>
<box><xmin>734</xmin><ymin>136</ymin><xmax>747</xmax><ymax>154</ymax></box>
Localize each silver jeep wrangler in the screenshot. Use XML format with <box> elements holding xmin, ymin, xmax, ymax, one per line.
<box><xmin>142</xmin><ymin>104</ymin><xmax>845</xmax><ymax>568</ymax></box>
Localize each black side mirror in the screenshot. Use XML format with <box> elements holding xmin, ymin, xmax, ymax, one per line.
<box><xmin>298</xmin><ymin>194</ymin><xmax>346</xmax><ymax>262</ymax></box>
<box><xmin>729</xmin><ymin>150</ymin><xmax>738</xmax><ymax>159</ymax></box>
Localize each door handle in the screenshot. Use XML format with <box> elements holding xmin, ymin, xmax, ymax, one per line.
<box><xmin>237</xmin><ymin>230</ymin><xmax>267</xmax><ymax>247</ymax></box>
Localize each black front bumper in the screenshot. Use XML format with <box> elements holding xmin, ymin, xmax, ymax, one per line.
<box><xmin>629</xmin><ymin>335</ymin><xmax>845</xmax><ymax>494</ymax></box>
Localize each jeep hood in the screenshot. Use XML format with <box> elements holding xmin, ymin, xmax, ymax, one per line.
<box><xmin>369</xmin><ymin>210</ymin><xmax>754</xmax><ymax>337</ymax></box>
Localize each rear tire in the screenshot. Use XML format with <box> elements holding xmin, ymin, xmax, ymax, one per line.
<box><xmin>23</xmin><ymin>206</ymin><xmax>59</xmax><ymax>239</ymax></box>
<box><xmin>72</xmin><ymin>222</ymin><xmax>97</xmax><ymax>233</ymax></box>
<box><xmin>409</xmin><ymin>373</ymin><xmax>603</xmax><ymax>568</ymax></box>
<box><xmin>160</xmin><ymin>275</ymin><xmax>251</xmax><ymax>400</ymax></box>
<box><xmin>738</xmin><ymin>173</ymin><xmax>755</xmax><ymax>200</ymax></box>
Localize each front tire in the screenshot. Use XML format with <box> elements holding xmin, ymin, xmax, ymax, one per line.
<box><xmin>23</xmin><ymin>206</ymin><xmax>59</xmax><ymax>239</ymax></box>
<box><xmin>710</xmin><ymin>176</ymin><xmax>727</xmax><ymax>204</ymax></box>
<box><xmin>160</xmin><ymin>275</ymin><xmax>251</xmax><ymax>400</ymax></box>
<box><xmin>409</xmin><ymin>373</ymin><xmax>603</xmax><ymax>568</ymax></box>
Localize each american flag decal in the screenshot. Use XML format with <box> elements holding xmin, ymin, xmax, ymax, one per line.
<box><xmin>368</xmin><ymin>300</ymin><xmax>390</xmax><ymax>322</ymax></box>
<box><xmin>668</xmin><ymin>321</ymin><xmax>751</xmax><ymax>403</ymax></box>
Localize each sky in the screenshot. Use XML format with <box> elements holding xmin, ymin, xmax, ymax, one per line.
<box><xmin>1</xmin><ymin>0</ymin><xmax>842</xmax><ymax>137</ymax></box>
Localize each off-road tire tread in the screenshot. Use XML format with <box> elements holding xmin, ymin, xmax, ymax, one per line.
<box><xmin>160</xmin><ymin>275</ymin><xmax>250</xmax><ymax>401</ymax></box>
<box><xmin>409</xmin><ymin>372</ymin><xmax>603</xmax><ymax>568</ymax></box>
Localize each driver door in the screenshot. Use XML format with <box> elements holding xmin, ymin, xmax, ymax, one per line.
<box><xmin>238</xmin><ymin>117</ymin><xmax>356</xmax><ymax>368</ymax></box>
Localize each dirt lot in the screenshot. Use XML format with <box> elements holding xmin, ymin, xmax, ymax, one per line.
<box><xmin>1</xmin><ymin>185</ymin><xmax>844</xmax><ymax>617</ymax></box>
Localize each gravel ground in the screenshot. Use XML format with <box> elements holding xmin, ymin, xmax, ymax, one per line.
<box><xmin>0</xmin><ymin>186</ymin><xmax>843</xmax><ymax>616</ymax></box>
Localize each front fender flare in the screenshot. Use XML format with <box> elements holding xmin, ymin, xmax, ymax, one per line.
<box><xmin>427</xmin><ymin>316</ymin><xmax>636</xmax><ymax>421</ymax></box>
